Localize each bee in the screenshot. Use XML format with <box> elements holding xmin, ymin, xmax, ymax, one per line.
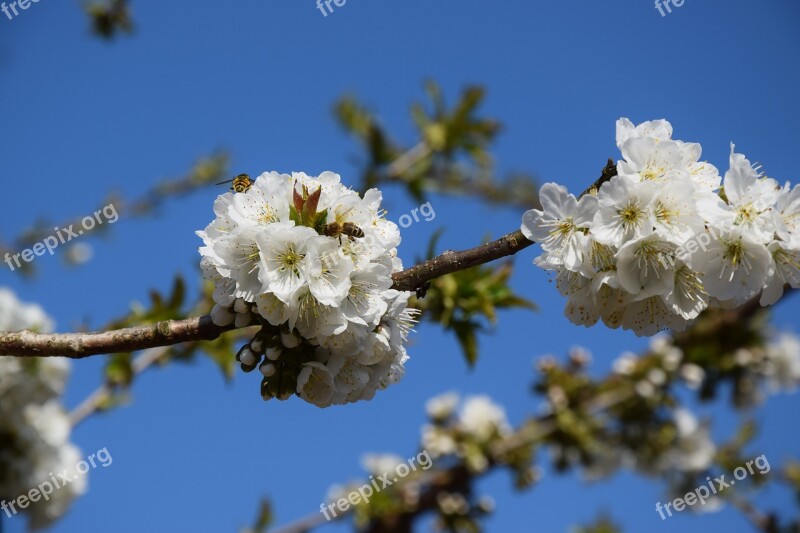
<box><xmin>324</xmin><ymin>221</ymin><xmax>365</xmax><ymax>243</ymax></box>
<box><xmin>216</xmin><ymin>173</ymin><xmax>254</xmax><ymax>193</ymax></box>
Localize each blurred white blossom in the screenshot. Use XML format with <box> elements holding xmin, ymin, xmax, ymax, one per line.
<box><xmin>0</xmin><ymin>288</ymin><xmax>85</xmax><ymax>530</ymax></box>
<box><xmin>663</xmin><ymin>409</ymin><xmax>716</xmax><ymax>473</ymax></box>
<box><xmin>458</xmin><ymin>396</ymin><xmax>511</xmax><ymax>442</ymax></box>
<box><xmin>762</xmin><ymin>332</ymin><xmax>800</xmax><ymax>392</ymax></box>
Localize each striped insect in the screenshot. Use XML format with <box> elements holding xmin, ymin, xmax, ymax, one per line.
<box><xmin>323</xmin><ymin>206</ymin><xmax>366</xmax><ymax>244</ymax></box>
<box><xmin>324</xmin><ymin>221</ymin><xmax>365</xmax><ymax>243</ymax></box>
<box><xmin>216</xmin><ymin>173</ymin><xmax>254</xmax><ymax>193</ymax></box>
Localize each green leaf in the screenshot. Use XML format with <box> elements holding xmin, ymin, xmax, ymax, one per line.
<box><xmin>105</xmin><ymin>353</ymin><xmax>134</xmax><ymax>386</ymax></box>
<box><xmin>453</xmin><ymin>320</ymin><xmax>479</xmax><ymax>368</ymax></box>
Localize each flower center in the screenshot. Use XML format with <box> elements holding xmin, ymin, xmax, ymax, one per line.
<box><xmin>654</xmin><ymin>201</ymin><xmax>678</xmax><ymax>225</ymax></box>
<box><xmin>280</xmin><ymin>247</ymin><xmax>304</xmax><ymax>274</ymax></box>
<box><xmin>618</xmin><ymin>203</ymin><xmax>644</xmax><ymax>229</ymax></box>
<box><xmin>734</xmin><ymin>203</ymin><xmax>758</xmax><ymax>225</ymax></box>
<box><xmin>723</xmin><ymin>240</ymin><xmax>745</xmax><ymax>267</ymax></box>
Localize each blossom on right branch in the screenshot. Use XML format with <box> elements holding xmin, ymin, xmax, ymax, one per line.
<box><xmin>521</xmin><ymin>118</ymin><xmax>800</xmax><ymax>336</ymax></box>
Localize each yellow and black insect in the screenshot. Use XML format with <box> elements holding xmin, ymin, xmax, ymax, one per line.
<box><xmin>216</xmin><ymin>173</ymin><xmax>254</xmax><ymax>193</ymax></box>
<box><xmin>324</xmin><ymin>221</ymin><xmax>365</xmax><ymax>243</ymax></box>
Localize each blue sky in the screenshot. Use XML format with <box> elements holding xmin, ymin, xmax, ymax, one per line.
<box><xmin>1</xmin><ymin>1</ymin><xmax>799</xmax><ymax>532</ymax></box>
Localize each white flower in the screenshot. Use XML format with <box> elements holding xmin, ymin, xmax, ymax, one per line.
<box><xmin>21</xmin><ymin>402</ymin><xmax>71</xmax><ymax>448</ymax></box>
<box><xmin>296</xmin><ymin>362</ymin><xmax>336</xmax><ymax>408</ymax></box>
<box><xmin>198</xmin><ymin>171</ymin><xmax>414</xmax><ymax>407</ymax></box>
<box><xmin>612</xmin><ymin>352</ymin><xmax>637</xmax><ymax>375</ymax></box>
<box><xmin>650</xmin><ymin>177</ymin><xmax>706</xmax><ymax>242</ymax></box>
<box><xmin>201</xmin><ymin>256</ymin><xmax>236</xmax><ymax>307</ymax></box>
<box><xmin>616</xmin><ymin>118</ymin><xmax>721</xmax><ymax>191</ymax></box>
<box><xmin>209</xmin><ymin>225</ymin><xmax>265</xmax><ymax>301</ymax></box>
<box><xmin>762</xmin><ymin>333</ymin><xmax>800</xmax><ymax>392</ymax></box>
<box><xmin>316</xmin><ymin>322</ymin><xmax>369</xmax><ymax>357</ymax></box>
<box><xmin>426</xmin><ymin>392</ymin><xmax>460</xmax><ymax>420</ymax></box>
<box><xmin>288</xmin><ymin>171</ymin><xmax>343</xmax><ymax>211</ymax></box>
<box><xmin>421</xmin><ymin>425</ymin><xmax>458</xmax><ymax>457</ymax></box>
<box><xmin>229</xmin><ymin>173</ymin><xmax>291</xmax><ymax>227</ymax></box>
<box><xmin>458</xmin><ymin>396</ymin><xmax>511</xmax><ymax>441</ymax></box>
<box><xmin>592</xmin><ymin>177</ymin><xmax>656</xmax><ymax>247</ymax></box>
<box><xmin>617</xmin><ymin>137</ymin><xmax>692</xmax><ymax>184</ymax></box>
<box><xmin>327</xmin><ymin>189</ymin><xmax>374</xmax><ymax>228</ymax></box>
<box><xmin>287</xmin><ymin>288</ymin><xmax>348</xmax><ymax>339</ymax></box>
<box><xmin>680</xmin><ymin>363</ymin><xmax>706</xmax><ymax>390</ymax></box>
<box><xmin>563</xmin><ymin>283</ymin><xmax>602</xmax><ymax>327</ymax></box>
<box><xmin>254</xmin><ymin>292</ymin><xmax>290</xmax><ymax>326</ymax></box>
<box><xmin>773</xmin><ymin>183</ymin><xmax>800</xmax><ymax>247</ymax></box>
<box><xmin>760</xmin><ymin>241</ymin><xmax>800</xmax><ymax>306</ymax></box>
<box><xmin>616</xmin><ymin>233</ymin><xmax>677</xmax><ymax>300</ymax></box>
<box><xmin>326</xmin><ymin>351</ymin><xmax>370</xmax><ymax>396</ymax></box>
<box><xmin>615</xmin><ymin>117</ymin><xmax>673</xmax><ymax>148</ymax></box>
<box><xmin>664</xmin><ymin>264</ymin><xmax>708</xmax><ymax>320</ymax></box>
<box><xmin>701</xmin><ymin>146</ymin><xmax>779</xmax><ymax>243</ymax></box>
<box><xmin>690</xmin><ymin>227</ymin><xmax>771</xmax><ymax>304</ymax></box>
<box><xmin>1</xmin><ymin>289</ymin><xmax>85</xmax><ymax>530</ymax></box>
<box><xmin>361</xmin><ymin>454</ymin><xmax>404</xmax><ymax>476</ymax></box>
<box><xmin>27</xmin><ymin>443</ymin><xmax>87</xmax><ymax>531</ymax></box>
<box><xmin>347</xmin><ymin>267</ymin><xmax>393</xmax><ymax>327</ymax></box>
<box><xmin>667</xmin><ymin>409</ymin><xmax>716</xmax><ymax>472</ymax></box>
<box><xmin>521</xmin><ymin>183</ymin><xmax>597</xmax><ymax>271</ymax></box>
<box><xmin>302</xmin><ymin>237</ymin><xmax>353</xmax><ymax>306</ymax></box>
<box><xmin>621</xmin><ymin>295</ymin><xmax>685</xmax><ymax>336</ymax></box>
<box><xmin>0</xmin><ymin>287</ymin><xmax>53</xmax><ymax>333</ymax></box>
<box><xmin>524</xmin><ymin>119</ymin><xmax>798</xmax><ymax>336</ymax></box>
<box><xmin>256</xmin><ymin>223</ymin><xmax>318</xmax><ymax>303</ymax></box>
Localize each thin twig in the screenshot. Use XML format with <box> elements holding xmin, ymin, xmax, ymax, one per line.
<box><xmin>269</xmin><ymin>387</ymin><xmax>636</xmax><ymax>533</ymax></box>
<box><xmin>385</xmin><ymin>142</ymin><xmax>432</xmax><ymax>178</ymax></box>
<box><xmin>69</xmin><ymin>346</ymin><xmax>171</xmax><ymax>426</ymax></box>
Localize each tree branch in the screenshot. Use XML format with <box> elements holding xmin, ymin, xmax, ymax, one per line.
<box><xmin>69</xmin><ymin>345</ymin><xmax>172</xmax><ymax>426</ymax></box>
<box><xmin>0</xmin><ymin>161</ymin><xmax>617</xmax><ymax>359</ymax></box>
<box><xmin>390</xmin><ymin>230</ymin><xmax>532</xmax><ymax>292</ymax></box>
<box><xmin>0</xmin><ymin>316</ymin><xmax>235</xmax><ymax>359</ymax></box>
<box><xmin>390</xmin><ymin>160</ymin><xmax>615</xmax><ymax>293</ymax></box>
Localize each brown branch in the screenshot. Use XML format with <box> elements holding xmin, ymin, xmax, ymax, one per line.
<box><xmin>0</xmin><ymin>316</ymin><xmax>234</xmax><ymax>359</ymax></box>
<box><xmin>390</xmin><ymin>230</ymin><xmax>532</xmax><ymax>292</ymax></box>
<box><xmin>1</xmin><ymin>225</ymin><xmax>537</xmax><ymax>358</ymax></box>
<box><xmin>0</xmin><ymin>226</ymin><xmax>529</xmax><ymax>357</ymax></box>
<box><xmin>0</xmin><ymin>161</ymin><xmax>616</xmax><ymax>359</ymax></box>
<box><xmin>390</xmin><ymin>159</ymin><xmax>615</xmax><ymax>293</ymax></box>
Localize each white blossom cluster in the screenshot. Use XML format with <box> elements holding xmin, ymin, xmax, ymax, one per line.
<box><xmin>0</xmin><ymin>288</ymin><xmax>86</xmax><ymax>530</ymax></box>
<box><xmin>422</xmin><ymin>393</ymin><xmax>512</xmax><ymax>472</ymax></box>
<box><xmin>197</xmin><ymin>171</ymin><xmax>419</xmax><ymax>407</ymax></box>
<box><xmin>521</xmin><ymin>118</ymin><xmax>800</xmax><ymax>336</ymax></box>
<box><xmin>619</xmin><ymin>332</ymin><xmax>800</xmax><ymax>400</ymax></box>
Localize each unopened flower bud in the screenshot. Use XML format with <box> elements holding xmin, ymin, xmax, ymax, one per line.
<box><xmin>239</xmin><ymin>347</ymin><xmax>258</xmax><ymax>367</ymax></box>
<box><xmin>210</xmin><ymin>305</ymin><xmax>235</xmax><ymax>326</ymax></box>
<box><xmin>260</xmin><ymin>362</ymin><xmax>276</xmax><ymax>377</ymax></box>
